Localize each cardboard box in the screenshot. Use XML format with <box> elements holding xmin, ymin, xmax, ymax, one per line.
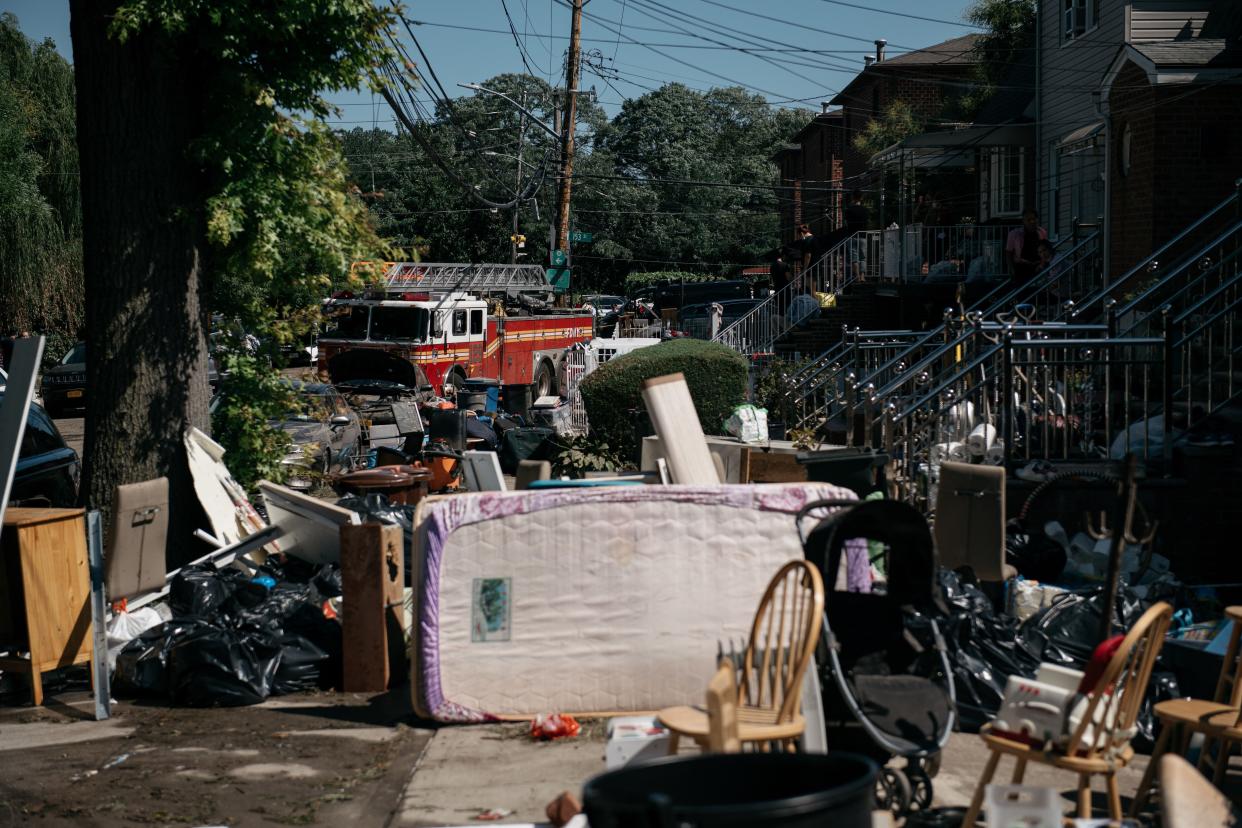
<box><xmin>605</xmin><ymin>716</ymin><xmax>670</xmax><ymax>769</ymax></box>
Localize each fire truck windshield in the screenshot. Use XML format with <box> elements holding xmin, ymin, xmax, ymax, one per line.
<box><xmin>369</xmin><ymin>306</ymin><xmax>430</xmax><ymax>342</ymax></box>
<box><xmin>325</xmin><ymin>306</ymin><xmax>370</xmax><ymax>339</ymax></box>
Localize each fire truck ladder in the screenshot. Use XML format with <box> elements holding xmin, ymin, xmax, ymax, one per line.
<box><xmin>379</xmin><ymin>262</ymin><xmax>552</xmax><ymax>297</ymax></box>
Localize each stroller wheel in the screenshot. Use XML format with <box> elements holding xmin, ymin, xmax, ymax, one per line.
<box><xmin>875</xmin><ymin>766</ymin><xmax>912</xmax><ymax>815</ymax></box>
<box><xmin>906</xmin><ymin>762</ymin><xmax>934</xmax><ymax>812</ymax></box>
<box><xmin>921</xmin><ymin>751</ymin><xmax>942</xmax><ymax>779</ymax></box>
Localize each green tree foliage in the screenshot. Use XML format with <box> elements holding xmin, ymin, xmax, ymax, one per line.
<box><xmin>960</xmin><ymin>0</ymin><xmax>1036</xmax><ymax>116</ymax></box>
<box><xmin>852</xmin><ymin>100</ymin><xmax>922</xmax><ymax>161</ymax></box>
<box><xmin>110</xmin><ymin>0</ymin><xmax>392</xmax><ymax>347</ymax></box>
<box><xmin>339</xmin><ymin>78</ymin><xmax>805</xmax><ymax>294</ymax></box>
<box><xmin>99</xmin><ymin>0</ymin><xmax>394</xmax><ymax>490</ymax></box>
<box><xmin>0</xmin><ymin>14</ymin><xmax>81</xmax><ymax>359</ymax></box>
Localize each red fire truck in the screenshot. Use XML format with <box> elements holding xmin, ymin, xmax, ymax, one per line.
<box><xmin>317</xmin><ymin>262</ymin><xmax>593</xmax><ymax>397</ymax></box>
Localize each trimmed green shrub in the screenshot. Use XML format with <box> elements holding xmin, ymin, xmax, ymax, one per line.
<box><xmin>580</xmin><ymin>338</ymin><xmax>749</xmax><ymax>459</ymax></box>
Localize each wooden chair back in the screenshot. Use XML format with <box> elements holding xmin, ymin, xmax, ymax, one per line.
<box><xmin>1160</xmin><ymin>753</ymin><xmax>1236</xmax><ymax>828</ymax></box>
<box><xmin>1067</xmin><ymin>601</ymin><xmax>1173</xmax><ymax>758</ymax></box>
<box><xmin>706</xmin><ymin>660</ymin><xmax>740</xmax><ymax>753</ymax></box>
<box><xmin>738</xmin><ymin>560</ymin><xmax>825</xmax><ymax>723</ymax></box>
<box><xmin>1212</xmin><ymin>606</ymin><xmax>1242</xmax><ymax>708</ymax></box>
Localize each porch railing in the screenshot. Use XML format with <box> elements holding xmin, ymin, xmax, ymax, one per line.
<box><xmin>885</xmin><ymin>223</ymin><xmax>1018</xmax><ymax>282</ymax></box>
<box><xmin>713</xmin><ymin>231</ymin><xmax>866</xmax><ymax>358</ymax></box>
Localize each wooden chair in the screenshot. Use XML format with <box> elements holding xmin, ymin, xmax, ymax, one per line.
<box><xmin>1159</xmin><ymin>753</ymin><xmax>1236</xmax><ymax>828</ymax></box>
<box><xmin>657</xmin><ymin>560</ymin><xmax>824</xmax><ymax>753</ymax></box>
<box><xmin>961</xmin><ymin>601</ymin><xmax>1174</xmax><ymax>826</ymax></box>
<box><xmin>705</xmin><ymin>660</ymin><xmax>740</xmax><ymax>754</ymax></box>
<box><xmin>1132</xmin><ymin>605</ymin><xmax>1242</xmax><ymax>816</ymax></box>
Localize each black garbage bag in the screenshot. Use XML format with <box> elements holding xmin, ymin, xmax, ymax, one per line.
<box><xmin>114</xmin><ymin>618</ymin><xmax>213</xmax><ymax>698</ymax></box>
<box><xmin>1019</xmin><ymin>586</ymin><xmax>1148</xmax><ymax>666</ymax></box>
<box><xmin>282</xmin><ymin>601</ymin><xmax>343</xmax><ymax>690</ymax></box>
<box><xmin>272</xmin><ymin>634</ymin><xmax>330</xmax><ymax>695</ymax></box>
<box><xmin>337</xmin><ymin>493</ymin><xmax>416</xmax><ymax>573</ymax></box>
<box><xmin>165</xmin><ymin>620</ymin><xmax>282</xmax><ymax>707</ymax></box>
<box><xmin>1005</xmin><ymin>525</ymin><xmax>1068</xmax><ymax>584</ymax></box>
<box><xmin>932</xmin><ymin>570</ymin><xmax>1042</xmax><ymax>731</ymax></box>
<box><xmin>169</xmin><ymin>565</ymin><xmax>239</xmax><ymax>617</ymax></box>
<box><xmin>313</xmin><ymin>563</ymin><xmax>343</xmax><ymax>599</ymax></box>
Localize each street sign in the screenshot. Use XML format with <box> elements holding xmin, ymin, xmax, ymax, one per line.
<box><xmin>546</xmin><ymin>266</ymin><xmax>571</xmax><ymax>292</ymax></box>
<box><xmin>550</xmin><ymin>249</ymin><xmax>567</xmax><ymax>267</ymax></box>
<box><xmin>569</xmin><ymin>230</ymin><xmax>594</xmax><ymax>243</ymax></box>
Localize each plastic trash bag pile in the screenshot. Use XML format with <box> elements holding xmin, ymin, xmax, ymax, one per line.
<box><xmin>113</xmin><ymin>557</ymin><xmax>343</xmax><ymax>707</ymax></box>
<box><xmin>934</xmin><ymin>570</ymin><xmax>1179</xmax><ymax>746</ymax></box>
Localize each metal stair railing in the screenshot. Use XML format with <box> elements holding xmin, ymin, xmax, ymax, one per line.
<box><xmin>836</xmin><ymin>231</ymin><xmax>1105</xmax><ymax>425</ymax></box>
<box><xmin>713</xmin><ymin>230</ymin><xmax>877</xmax><ymax>358</ymax></box>
<box><xmin>1073</xmin><ymin>179</ymin><xmax>1242</xmax><ymax>322</ymax></box>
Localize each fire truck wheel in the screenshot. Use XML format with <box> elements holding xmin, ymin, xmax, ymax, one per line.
<box><xmin>534</xmin><ymin>360</ymin><xmax>557</xmax><ymax>398</ymax></box>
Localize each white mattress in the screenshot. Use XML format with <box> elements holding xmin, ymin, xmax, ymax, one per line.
<box><xmin>411</xmin><ymin>483</ymin><xmax>853</xmax><ymax>722</ymax></box>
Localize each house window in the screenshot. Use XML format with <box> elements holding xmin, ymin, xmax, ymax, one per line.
<box><xmin>1063</xmin><ymin>0</ymin><xmax>1098</xmax><ymax>42</ymax></box>
<box><xmin>989</xmin><ymin>147</ymin><xmax>1024</xmax><ymax>218</ymax></box>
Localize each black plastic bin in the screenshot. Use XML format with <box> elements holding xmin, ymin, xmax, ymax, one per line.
<box><xmin>583</xmin><ymin>752</ymin><xmax>877</xmax><ymax>828</ymax></box>
<box><xmin>461</xmin><ymin>378</ymin><xmax>500</xmax><ymax>413</ymax></box>
<box><xmin>501</xmin><ymin>383</ymin><xmax>532</xmax><ymax>418</ymax></box>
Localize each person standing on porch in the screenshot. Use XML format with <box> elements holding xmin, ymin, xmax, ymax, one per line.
<box><xmin>1005</xmin><ymin>207</ymin><xmax>1048</xmax><ymax>284</ymax></box>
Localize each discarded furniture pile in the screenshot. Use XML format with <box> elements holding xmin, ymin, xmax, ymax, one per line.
<box><xmin>2</xmin><ymin>333</ymin><xmax>1241</xmax><ymax>828</ymax></box>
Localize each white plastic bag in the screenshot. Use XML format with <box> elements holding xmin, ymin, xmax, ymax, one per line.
<box><xmin>724</xmin><ymin>404</ymin><xmax>769</xmax><ymax>444</ymax></box>
<box><xmin>106</xmin><ymin>606</ymin><xmax>165</xmax><ymax>671</ymax></box>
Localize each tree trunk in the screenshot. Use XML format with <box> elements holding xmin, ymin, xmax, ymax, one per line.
<box><xmin>70</xmin><ymin>0</ymin><xmax>212</xmax><ymax>568</ymax></box>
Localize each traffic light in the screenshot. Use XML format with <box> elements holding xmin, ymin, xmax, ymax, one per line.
<box><xmin>509</xmin><ymin>234</ymin><xmax>526</xmax><ymax>248</ymax></box>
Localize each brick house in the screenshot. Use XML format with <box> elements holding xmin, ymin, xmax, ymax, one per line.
<box><xmin>1037</xmin><ymin>0</ymin><xmax>1242</xmax><ymax>274</ymax></box>
<box><xmin>828</xmin><ymin>34</ymin><xmax>983</xmax><ymax>187</ymax></box>
<box><xmin>774</xmin><ymin>106</ymin><xmax>845</xmax><ymax>249</ymax></box>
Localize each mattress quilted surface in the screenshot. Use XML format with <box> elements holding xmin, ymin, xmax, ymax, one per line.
<box><xmin>412</xmin><ymin>483</ymin><xmax>854</xmax><ymax>722</ymax></box>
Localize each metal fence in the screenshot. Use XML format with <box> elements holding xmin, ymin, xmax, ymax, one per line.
<box><xmin>877</xmin><ymin>333</ymin><xmax>1165</xmax><ymax>508</ymax></box>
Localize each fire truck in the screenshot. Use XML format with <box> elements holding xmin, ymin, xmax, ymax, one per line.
<box><xmin>317</xmin><ymin>262</ymin><xmax>593</xmax><ymax>397</ymax></box>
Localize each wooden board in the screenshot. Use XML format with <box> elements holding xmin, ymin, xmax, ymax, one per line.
<box><xmin>640</xmin><ymin>373</ymin><xmax>719</xmax><ymax>485</ymax></box>
<box><xmin>341</xmin><ymin>523</ymin><xmax>404</xmax><ymax>692</ymax></box>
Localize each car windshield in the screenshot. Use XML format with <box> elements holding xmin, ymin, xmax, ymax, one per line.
<box><xmin>62</xmin><ymin>343</ymin><xmax>86</xmax><ymax>365</ymax></box>
<box><xmin>285</xmin><ymin>391</ymin><xmax>333</xmax><ymax>422</ymax></box>
<box><xmin>370</xmin><ymin>307</ymin><xmax>430</xmax><ymax>342</ymax></box>
<box><xmin>323</xmin><ymin>306</ymin><xmax>370</xmax><ymax>339</ymax></box>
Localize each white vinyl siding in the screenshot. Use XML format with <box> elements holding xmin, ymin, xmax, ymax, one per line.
<box><xmin>1130</xmin><ymin>0</ymin><xmax>1215</xmax><ymax>42</ymax></box>
<box><xmin>1038</xmin><ymin>0</ymin><xmax>1123</xmax><ymax>239</ymax></box>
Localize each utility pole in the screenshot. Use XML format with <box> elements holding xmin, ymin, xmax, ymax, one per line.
<box><xmin>555</xmin><ymin>0</ymin><xmax>584</xmax><ymax>260</ymax></box>
<box><xmin>511</xmin><ymin>91</ymin><xmax>527</xmax><ymax>264</ymax></box>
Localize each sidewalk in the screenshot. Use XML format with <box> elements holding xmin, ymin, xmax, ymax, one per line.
<box><xmin>0</xmin><ymin>686</ymin><xmax>1156</xmax><ymax>826</ymax></box>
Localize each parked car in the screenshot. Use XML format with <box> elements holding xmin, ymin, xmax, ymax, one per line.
<box><xmin>0</xmin><ymin>392</ymin><xmax>80</xmax><ymax>507</ymax></box>
<box><xmin>274</xmin><ymin>381</ymin><xmax>364</xmax><ymax>490</ymax></box>
<box><xmin>40</xmin><ymin>341</ymin><xmax>86</xmax><ymax>417</ymax></box>
<box><xmin>41</xmin><ymin>342</ymin><xmax>224</xmax><ymax>419</ymax></box>
<box><xmin>579</xmin><ymin>294</ymin><xmax>625</xmax><ymax>316</ymax></box>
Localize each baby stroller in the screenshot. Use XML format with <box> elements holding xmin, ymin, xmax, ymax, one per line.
<box><xmin>797</xmin><ymin>498</ymin><xmax>957</xmax><ymax>817</ymax></box>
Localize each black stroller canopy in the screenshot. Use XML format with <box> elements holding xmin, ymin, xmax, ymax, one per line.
<box><xmin>800</xmin><ymin>499</ymin><xmax>938</xmax><ymax>609</ymax></box>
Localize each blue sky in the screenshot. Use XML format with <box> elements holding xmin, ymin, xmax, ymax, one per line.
<box><xmin>2</xmin><ymin>0</ymin><xmax>978</xmax><ymax>121</ymax></box>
